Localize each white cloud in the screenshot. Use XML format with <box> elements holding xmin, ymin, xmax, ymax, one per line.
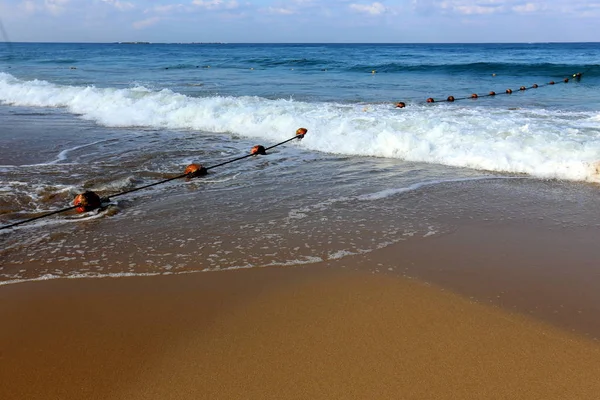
<box><xmin>559</xmin><ymin>0</ymin><xmax>600</xmax><ymax>16</ymax></box>
<box><xmin>453</xmin><ymin>4</ymin><xmax>502</xmax><ymax>14</ymax></box>
<box><xmin>102</xmin><ymin>0</ymin><xmax>135</xmax><ymax>11</ymax></box>
<box><xmin>4</xmin><ymin>0</ymin><xmax>600</xmax><ymax>42</ymax></box>
<box><xmin>151</xmin><ymin>4</ymin><xmax>186</xmax><ymax>14</ymax></box>
<box><xmin>574</xmin><ymin>2</ymin><xmax>600</xmax><ymax>17</ymax></box>
<box><xmin>412</xmin><ymin>0</ymin><xmax>599</xmax><ymax>18</ymax></box>
<box><xmin>349</xmin><ymin>2</ymin><xmax>387</xmax><ymax>15</ymax></box>
<box><xmin>512</xmin><ymin>3</ymin><xmax>540</xmax><ymax>13</ymax></box>
<box><xmin>192</xmin><ymin>0</ymin><xmax>239</xmax><ymax>10</ymax></box>
<box><xmin>44</xmin><ymin>0</ymin><xmax>70</xmax><ymax>15</ymax></box>
<box><xmin>22</xmin><ymin>1</ymin><xmax>37</xmax><ymax>13</ymax></box>
<box><xmin>267</xmin><ymin>7</ymin><xmax>295</xmax><ymax>15</ymax></box>
<box><xmin>424</xmin><ymin>0</ymin><xmax>553</xmax><ymax>15</ymax></box>
<box><xmin>17</xmin><ymin>0</ymin><xmax>76</xmax><ymax>15</ymax></box>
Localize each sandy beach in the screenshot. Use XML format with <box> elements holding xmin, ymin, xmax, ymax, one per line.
<box><xmin>2</xmin><ymin>214</ymin><xmax>600</xmax><ymax>400</ymax></box>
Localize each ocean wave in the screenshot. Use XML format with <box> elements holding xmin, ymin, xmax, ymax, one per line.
<box><xmin>1</xmin><ymin>72</ymin><xmax>600</xmax><ymax>183</ymax></box>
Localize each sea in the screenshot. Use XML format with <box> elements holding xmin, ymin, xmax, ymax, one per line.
<box><xmin>1</xmin><ymin>42</ymin><xmax>600</xmax><ymax>285</ymax></box>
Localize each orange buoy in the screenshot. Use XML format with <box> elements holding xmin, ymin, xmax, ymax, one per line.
<box><xmin>564</xmin><ymin>78</ymin><xmax>569</xmax><ymax>83</ymax></box>
<box><xmin>184</xmin><ymin>163</ymin><xmax>207</xmax><ymax>178</ymax></box>
<box><xmin>426</xmin><ymin>98</ymin><xmax>435</xmax><ymax>103</ymax></box>
<box><xmin>489</xmin><ymin>91</ymin><xmax>496</xmax><ymax>96</ymax></box>
<box><xmin>251</xmin><ymin>145</ymin><xmax>266</xmax><ymax>155</ymax></box>
<box><xmin>73</xmin><ymin>191</ymin><xmax>101</xmax><ymax>213</ymax></box>
<box><xmin>506</xmin><ymin>89</ymin><xmax>513</xmax><ymax>94</ymax></box>
<box><xmin>532</xmin><ymin>84</ymin><xmax>538</xmax><ymax>88</ymax></box>
<box><xmin>447</xmin><ymin>96</ymin><xmax>455</xmax><ymax>102</ymax></box>
<box><xmin>519</xmin><ymin>86</ymin><xmax>526</xmax><ymax>91</ymax></box>
<box><xmin>549</xmin><ymin>81</ymin><xmax>555</xmax><ymax>85</ymax></box>
<box><xmin>395</xmin><ymin>102</ymin><xmax>406</xmax><ymax>108</ymax></box>
<box><xmin>471</xmin><ymin>93</ymin><xmax>478</xmax><ymax>99</ymax></box>
<box><xmin>296</xmin><ymin>128</ymin><xmax>308</xmax><ymax>138</ymax></box>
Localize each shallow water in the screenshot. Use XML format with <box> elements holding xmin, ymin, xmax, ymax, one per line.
<box><xmin>1</xmin><ymin>43</ymin><xmax>599</xmax><ymax>284</ymax></box>
<box><xmin>2</xmin><ymin>106</ymin><xmax>599</xmax><ymax>285</ymax></box>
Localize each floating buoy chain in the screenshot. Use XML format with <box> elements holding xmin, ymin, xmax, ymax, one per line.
<box><xmin>395</xmin><ymin>72</ymin><xmax>583</xmax><ymax>107</ymax></box>
<box><xmin>0</xmin><ymin>128</ymin><xmax>309</xmax><ymax>230</ymax></box>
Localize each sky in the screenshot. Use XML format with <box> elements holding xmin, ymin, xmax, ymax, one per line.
<box><xmin>0</xmin><ymin>0</ymin><xmax>599</xmax><ymax>43</ymax></box>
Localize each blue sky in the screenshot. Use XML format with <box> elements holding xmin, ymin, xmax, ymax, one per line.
<box><xmin>0</xmin><ymin>0</ymin><xmax>598</xmax><ymax>43</ymax></box>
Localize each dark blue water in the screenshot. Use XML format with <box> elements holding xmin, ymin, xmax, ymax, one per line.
<box><xmin>1</xmin><ymin>42</ymin><xmax>599</xmax><ymax>105</ymax></box>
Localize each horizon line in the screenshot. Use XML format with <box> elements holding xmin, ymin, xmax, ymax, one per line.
<box><xmin>1</xmin><ymin>41</ymin><xmax>600</xmax><ymax>45</ymax></box>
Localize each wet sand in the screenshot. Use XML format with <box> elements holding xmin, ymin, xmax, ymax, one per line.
<box><xmin>365</xmin><ymin>220</ymin><xmax>600</xmax><ymax>339</ymax></box>
<box><xmin>2</xmin><ymin>220</ymin><xmax>600</xmax><ymax>400</ymax></box>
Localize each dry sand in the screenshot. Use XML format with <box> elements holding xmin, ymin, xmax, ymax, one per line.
<box><xmin>1</xmin><ymin>257</ymin><xmax>600</xmax><ymax>400</ymax></box>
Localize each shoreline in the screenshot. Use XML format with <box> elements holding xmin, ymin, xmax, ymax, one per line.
<box><xmin>2</xmin><ymin>183</ymin><xmax>600</xmax><ymax>339</ymax></box>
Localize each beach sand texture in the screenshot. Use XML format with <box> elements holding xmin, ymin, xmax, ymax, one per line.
<box><xmin>2</xmin><ymin>223</ymin><xmax>600</xmax><ymax>400</ymax></box>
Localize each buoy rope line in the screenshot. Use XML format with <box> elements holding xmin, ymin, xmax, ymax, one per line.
<box><xmin>394</xmin><ymin>72</ymin><xmax>583</xmax><ymax>108</ymax></box>
<box><xmin>0</xmin><ymin>128</ymin><xmax>308</xmax><ymax>231</ymax></box>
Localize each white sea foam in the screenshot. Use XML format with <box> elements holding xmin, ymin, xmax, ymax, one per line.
<box><xmin>0</xmin><ymin>272</ymin><xmax>165</xmax><ymax>287</ymax></box>
<box><xmin>0</xmin><ymin>204</ymin><xmax>109</xmax><ymax>233</ymax></box>
<box><xmin>48</xmin><ymin>140</ymin><xmax>112</xmax><ymax>165</ymax></box>
<box><xmin>285</xmin><ymin>177</ymin><xmax>503</xmax><ymax>221</ymax></box>
<box><xmin>356</xmin><ymin>176</ymin><xmax>516</xmax><ymax>201</ymax></box>
<box><xmin>2</xmin><ymin>72</ymin><xmax>600</xmax><ymax>182</ymax></box>
<box><xmin>0</xmin><ymin>255</ymin><xmax>326</xmax><ymax>287</ymax></box>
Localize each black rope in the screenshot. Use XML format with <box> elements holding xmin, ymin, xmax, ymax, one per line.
<box><xmin>205</xmin><ymin>135</ymin><xmax>300</xmax><ymax>171</ymax></box>
<box><xmin>419</xmin><ymin>72</ymin><xmax>582</xmax><ymax>104</ymax></box>
<box><xmin>0</xmin><ymin>205</ymin><xmax>79</xmax><ymax>231</ymax></box>
<box><xmin>205</xmin><ymin>153</ymin><xmax>256</xmax><ymax>171</ymax></box>
<box><xmin>265</xmin><ymin>135</ymin><xmax>302</xmax><ymax>151</ymax></box>
<box><xmin>0</xmin><ymin>134</ymin><xmax>304</xmax><ymax>230</ymax></box>
<box><xmin>106</xmin><ymin>135</ymin><xmax>302</xmax><ymax>200</ymax></box>
<box><xmin>106</xmin><ymin>173</ymin><xmax>188</xmax><ymax>201</ymax></box>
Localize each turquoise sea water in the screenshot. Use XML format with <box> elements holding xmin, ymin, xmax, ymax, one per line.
<box><xmin>1</xmin><ymin>42</ymin><xmax>599</xmax><ymax>284</ymax></box>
